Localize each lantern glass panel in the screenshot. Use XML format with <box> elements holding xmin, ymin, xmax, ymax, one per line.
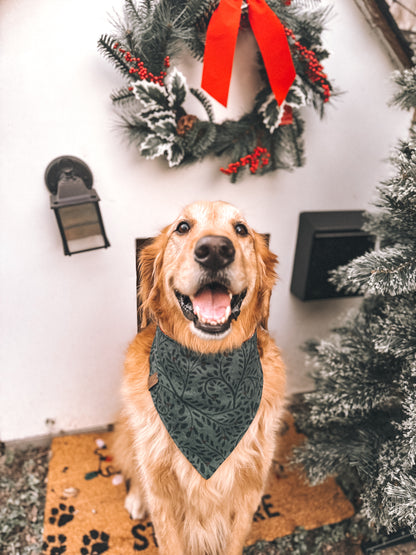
<box><xmin>58</xmin><ymin>203</ymin><xmax>107</xmax><ymax>253</ymax></box>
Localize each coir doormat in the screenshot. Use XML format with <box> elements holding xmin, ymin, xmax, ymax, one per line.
<box><xmin>42</xmin><ymin>413</ymin><xmax>354</xmax><ymax>554</ymax></box>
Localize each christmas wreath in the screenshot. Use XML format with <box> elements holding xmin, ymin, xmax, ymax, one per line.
<box><xmin>99</xmin><ymin>0</ymin><xmax>333</xmax><ymax>181</ymax></box>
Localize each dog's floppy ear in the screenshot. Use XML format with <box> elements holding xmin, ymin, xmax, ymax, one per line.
<box><xmin>254</xmin><ymin>232</ymin><xmax>278</xmax><ymax>329</ymax></box>
<box><xmin>137</xmin><ymin>228</ymin><xmax>169</xmax><ymax>329</ymax></box>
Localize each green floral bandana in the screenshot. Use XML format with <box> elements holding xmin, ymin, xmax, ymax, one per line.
<box><xmin>149</xmin><ymin>327</ymin><xmax>263</xmax><ymax>479</ymax></box>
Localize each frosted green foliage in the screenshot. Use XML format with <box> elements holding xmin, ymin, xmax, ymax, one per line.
<box><xmin>331</xmin><ymin>138</ymin><xmax>416</xmax><ymax>297</ymax></box>
<box><xmin>293</xmin><ymin>64</ymin><xmax>416</xmax><ymax>537</ymax></box>
<box><xmin>372</xmin><ymin>295</ymin><xmax>416</xmax><ymax>357</ymax></box>
<box><xmin>369</xmin><ymin>148</ymin><xmax>416</xmax><ymax>245</ymax></box>
<box><xmin>332</xmin><ymin>245</ymin><xmax>416</xmax><ymax>296</ymax></box>
<box><xmin>391</xmin><ymin>64</ymin><xmax>416</xmax><ymax>111</ymax></box>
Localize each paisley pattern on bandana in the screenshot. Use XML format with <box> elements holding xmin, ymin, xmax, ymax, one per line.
<box><xmin>149</xmin><ymin>327</ymin><xmax>263</xmax><ymax>479</ymax></box>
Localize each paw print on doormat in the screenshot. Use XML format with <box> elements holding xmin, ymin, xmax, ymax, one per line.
<box><xmin>80</xmin><ymin>530</ymin><xmax>110</xmax><ymax>554</ymax></box>
<box><xmin>42</xmin><ymin>533</ymin><xmax>67</xmax><ymax>554</ymax></box>
<box><xmin>48</xmin><ymin>503</ymin><xmax>76</xmax><ymax>527</ymax></box>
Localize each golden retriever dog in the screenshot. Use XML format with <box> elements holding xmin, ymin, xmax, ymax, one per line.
<box><xmin>114</xmin><ymin>200</ymin><xmax>285</xmax><ymax>555</ymax></box>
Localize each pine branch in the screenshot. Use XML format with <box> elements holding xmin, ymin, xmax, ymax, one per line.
<box><xmin>97</xmin><ymin>34</ymin><xmax>132</xmax><ymax>76</ymax></box>
<box><xmin>170</xmin><ymin>1</ymin><xmax>212</xmax><ymax>61</ymax></box>
<box><xmin>293</xmin><ymin>423</ymin><xmax>381</xmax><ymax>486</ymax></box>
<box><xmin>289</xmin><ymin>113</ymin><xmax>305</xmax><ymax>166</ymax></box>
<box><xmin>271</xmin><ymin>111</ymin><xmax>305</xmax><ymax>169</ymax></box>
<box><xmin>180</xmin><ymin>121</ymin><xmax>217</xmax><ymax>162</ymax></box>
<box><xmin>136</xmin><ymin>0</ymin><xmax>173</xmax><ymax>71</ymax></box>
<box><xmin>111</xmin><ymin>87</ymin><xmax>136</xmax><ymax>104</ymax></box>
<box><xmin>401</xmin><ymin>382</ymin><xmax>416</xmax><ymax>468</ymax></box>
<box><xmin>362</xmin><ymin>142</ymin><xmax>416</xmax><ymax>245</ymax></box>
<box><xmin>185</xmin><ymin>0</ymin><xmax>218</xmax><ymax>28</ymax></box>
<box><xmin>212</xmin><ymin>113</ymin><xmax>258</xmax><ymax>157</ymax></box>
<box><xmin>384</xmin><ymin>477</ymin><xmax>416</xmax><ymax>535</ymax></box>
<box><xmin>331</xmin><ymin>245</ymin><xmax>416</xmax><ymax>297</ymax></box>
<box><xmin>124</xmin><ymin>0</ymin><xmax>144</xmax><ymax>22</ymax></box>
<box><xmin>115</xmin><ymin>1</ymin><xmax>152</xmax><ymax>55</ymax></box>
<box><xmin>189</xmin><ymin>123</ymin><xmax>217</xmax><ymax>158</ymax></box>
<box><xmin>189</xmin><ymin>87</ymin><xmax>214</xmax><ymax>122</ymax></box>
<box><xmin>182</xmin><ymin>35</ymin><xmax>205</xmax><ymax>62</ymax></box>
<box><xmin>373</xmin><ymin>293</ymin><xmax>416</xmax><ymax>357</ymax></box>
<box><xmin>391</xmin><ymin>66</ymin><xmax>416</xmax><ymax>111</ymax></box>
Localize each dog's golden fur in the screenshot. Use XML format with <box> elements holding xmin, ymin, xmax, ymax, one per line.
<box><xmin>114</xmin><ymin>201</ymin><xmax>285</xmax><ymax>555</ymax></box>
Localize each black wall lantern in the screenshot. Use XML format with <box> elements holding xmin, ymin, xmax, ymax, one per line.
<box><xmin>45</xmin><ymin>156</ymin><xmax>110</xmax><ymax>255</ymax></box>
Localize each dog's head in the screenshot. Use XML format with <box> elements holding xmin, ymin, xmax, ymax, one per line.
<box><xmin>138</xmin><ymin>201</ymin><xmax>278</xmax><ymax>352</ymax></box>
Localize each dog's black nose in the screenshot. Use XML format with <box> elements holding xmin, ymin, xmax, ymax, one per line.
<box><xmin>194</xmin><ymin>235</ymin><xmax>235</xmax><ymax>270</ymax></box>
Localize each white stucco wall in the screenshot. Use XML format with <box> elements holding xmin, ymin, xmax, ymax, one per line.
<box><xmin>0</xmin><ymin>0</ymin><xmax>411</xmax><ymax>442</ymax></box>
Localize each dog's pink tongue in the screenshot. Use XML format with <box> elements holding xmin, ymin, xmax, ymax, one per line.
<box><xmin>192</xmin><ymin>288</ymin><xmax>230</xmax><ymax>322</ymax></box>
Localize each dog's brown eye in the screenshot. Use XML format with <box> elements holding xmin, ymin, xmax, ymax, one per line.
<box><xmin>234</xmin><ymin>223</ymin><xmax>248</xmax><ymax>237</ymax></box>
<box><xmin>176</xmin><ymin>221</ymin><xmax>191</xmax><ymax>234</ymax></box>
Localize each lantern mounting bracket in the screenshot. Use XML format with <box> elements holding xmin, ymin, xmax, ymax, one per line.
<box><xmin>45</xmin><ymin>156</ymin><xmax>93</xmax><ymax>195</ymax></box>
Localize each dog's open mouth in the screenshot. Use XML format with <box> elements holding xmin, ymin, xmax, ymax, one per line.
<box><xmin>175</xmin><ymin>284</ymin><xmax>247</xmax><ymax>335</ymax></box>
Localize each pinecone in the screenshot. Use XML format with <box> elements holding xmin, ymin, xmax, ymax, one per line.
<box><xmin>195</xmin><ymin>1</ymin><xmax>220</xmax><ymax>33</ymax></box>
<box><xmin>176</xmin><ymin>114</ymin><xmax>198</xmax><ymax>135</ymax></box>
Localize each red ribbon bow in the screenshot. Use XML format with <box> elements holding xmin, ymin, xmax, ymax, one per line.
<box><xmin>201</xmin><ymin>0</ymin><xmax>296</xmax><ymax>107</ymax></box>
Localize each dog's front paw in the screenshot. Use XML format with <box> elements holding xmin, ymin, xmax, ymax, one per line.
<box><xmin>125</xmin><ymin>491</ymin><xmax>148</xmax><ymax>520</ymax></box>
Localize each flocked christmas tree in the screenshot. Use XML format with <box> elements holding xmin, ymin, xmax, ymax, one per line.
<box><xmin>292</xmin><ymin>64</ymin><xmax>416</xmax><ymax>537</ymax></box>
